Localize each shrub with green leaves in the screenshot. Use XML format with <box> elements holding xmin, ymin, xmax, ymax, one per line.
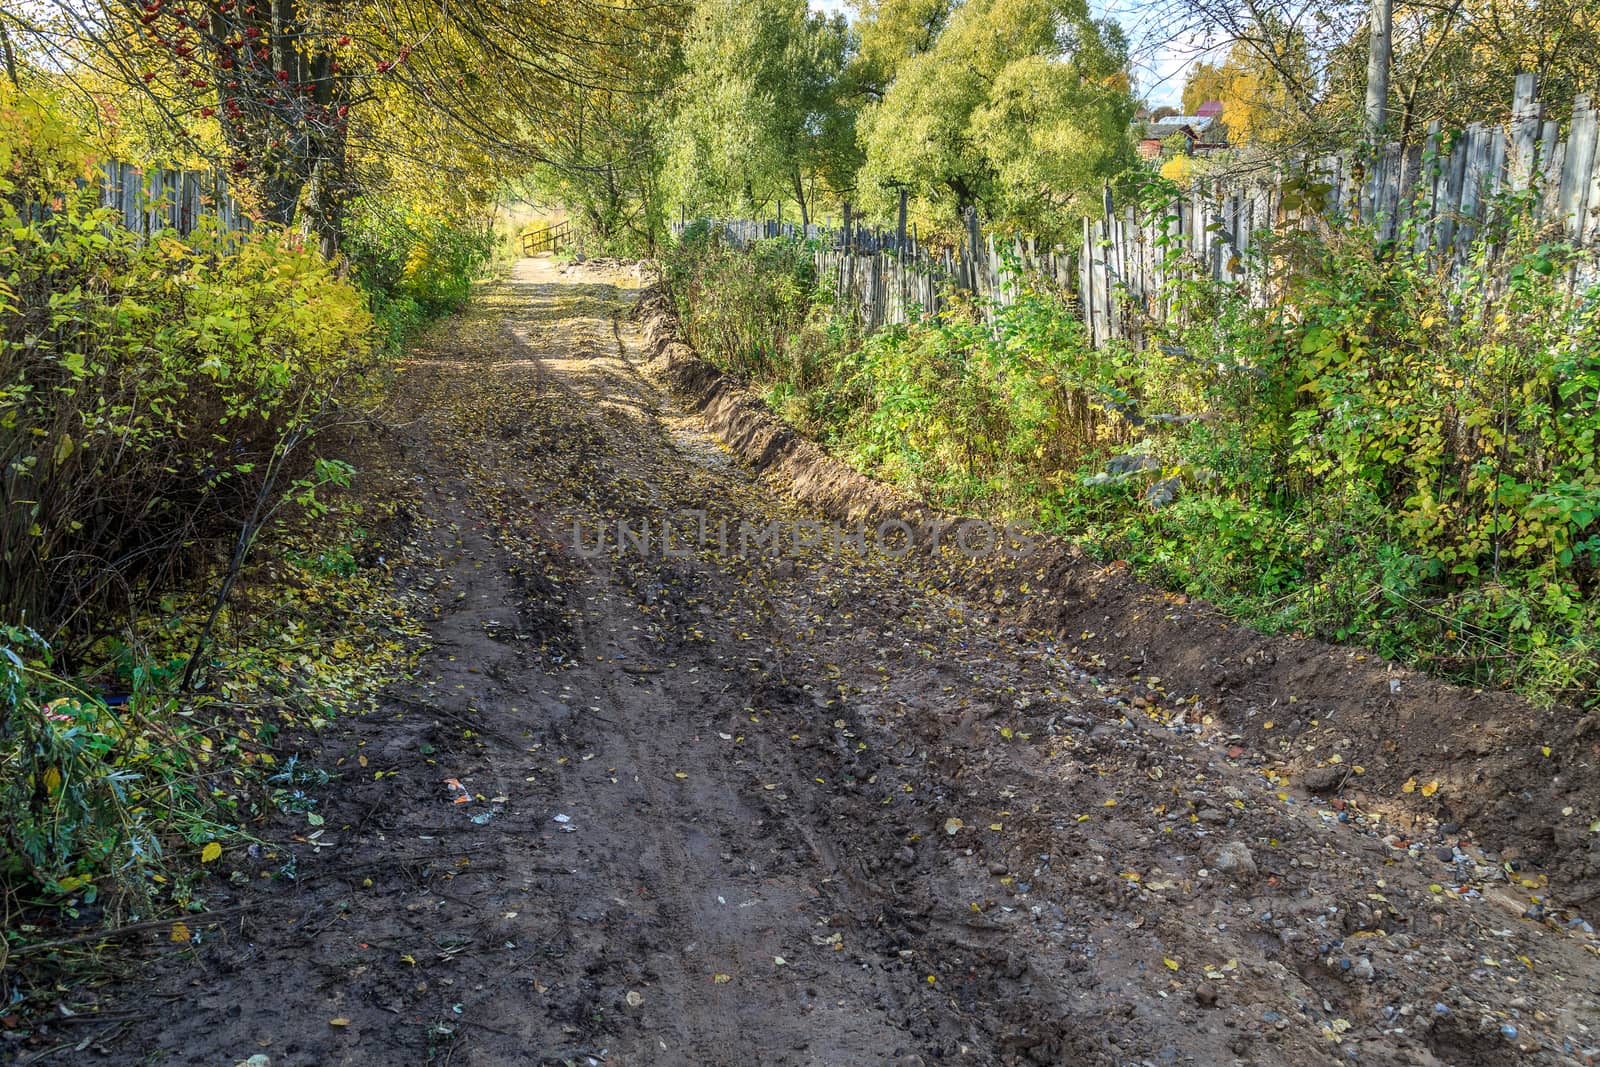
<box><xmin>665</xmin><ymin>229</ymin><xmax>820</xmax><ymax>381</ymax></box>
<box><xmin>344</xmin><ymin>197</ymin><xmax>496</xmax><ymax>348</ymax></box>
<box><xmin>667</xmin><ymin>199</ymin><xmax>1600</xmax><ymax>703</ymax></box>
<box><xmin>0</xmin><ymin>626</ymin><xmax>158</xmax><ymax>904</ymax></box>
<box><xmin>1</xmin><ymin>108</ymin><xmax>375</xmax><ymax>641</ymax></box>
<box><xmin>0</xmin><ymin>85</ymin><xmax>385</xmax><ymax>912</ymax></box>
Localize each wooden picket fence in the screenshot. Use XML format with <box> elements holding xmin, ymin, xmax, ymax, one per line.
<box><xmin>679</xmin><ymin>72</ymin><xmax>1600</xmax><ymax>347</ymax></box>
<box><xmin>12</xmin><ymin>160</ymin><xmax>251</xmax><ymax>237</ymax></box>
<box><xmin>1086</xmin><ymin>73</ymin><xmax>1599</xmax><ymax>346</ymax></box>
<box><xmin>93</xmin><ymin>160</ymin><xmax>252</xmax><ymax>236</ymax></box>
<box><xmin>670</xmin><ymin>217</ymin><xmax>1081</xmax><ymax>330</ymax></box>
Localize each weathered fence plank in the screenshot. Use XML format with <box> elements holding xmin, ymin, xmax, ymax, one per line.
<box><xmin>92</xmin><ymin>161</ymin><xmax>250</xmax><ymax>237</ymax></box>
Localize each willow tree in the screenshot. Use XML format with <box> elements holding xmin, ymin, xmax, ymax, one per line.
<box><xmin>663</xmin><ymin>0</ymin><xmax>857</xmax><ymax>226</ymax></box>
<box><xmin>856</xmin><ymin>0</ymin><xmax>1135</xmax><ymax>239</ymax></box>
<box><xmin>849</xmin><ymin>0</ymin><xmax>953</xmax><ymax>101</ymax></box>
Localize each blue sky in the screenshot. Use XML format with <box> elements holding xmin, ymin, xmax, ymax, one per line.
<box><xmin>807</xmin><ymin>0</ymin><xmax>1201</xmax><ymax>107</ymax></box>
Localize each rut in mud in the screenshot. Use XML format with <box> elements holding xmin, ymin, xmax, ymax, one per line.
<box><xmin>43</xmin><ymin>258</ymin><xmax>1600</xmax><ymax>1067</ymax></box>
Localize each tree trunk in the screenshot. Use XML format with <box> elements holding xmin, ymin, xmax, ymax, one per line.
<box><xmin>0</xmin><ymin>16</ymin><xmax>19</xmax><ymax>88</ymax></box>
<box><xmin>791</xmin><ymin>170</ymin><xmax>810</xmax><ymax>229</ymax></box>
<box><xmin>192</xmin><ymin>0</ymin><xmax>352</xmax><ymax>246</ymax></box>
<box><xmin>1364</xmin><ymin>0</ymin><xmax>1393</xmax><ymax>137</ymax></box>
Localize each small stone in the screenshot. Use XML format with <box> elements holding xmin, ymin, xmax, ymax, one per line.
<box><xmin>1434</xmin><ymin>845</ymin><xmax>1455</xmax><ymax>863</ymax></box>
<box><xmin>1195</xmin><ymin>983</ymin><xmax>1218</xmax><ymax>1007</ymax></box>
<box><xmin>1145</xmin><ymin>476</ymin><xmax>1181</xmax><ymax>507</ymax></box>
<box><xmin>1212</xmin><ymin>841</ymin><xmax>1257</xmax><ymax>881</ymax></box>
<box><xmin>1301</xmin><ymin>765</ymin><xmax>1345</xmax><ymax>793</ymax></box>
<box><xmin>1350</xmin><ymin>957</ymin><xmax>1375</xmax><ymax>981</ymax></box>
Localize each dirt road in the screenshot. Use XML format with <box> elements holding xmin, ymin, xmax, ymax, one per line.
<box><xmin>52</xmin><ymin>259</ymin><xmax>1600</xmax><ymax>1065</ymax></box>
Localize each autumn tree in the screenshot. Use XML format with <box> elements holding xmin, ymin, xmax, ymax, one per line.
<box><xmin>848</xmin><ymin>0</ymin><xmax>952</xmax><ymax>101</ymax></box>
<box><xmin>18</xmin><ymin>0</ymin><xmax>679</xmax><ymax>250</ymax></box>
<box><xmin>82</xmin><ymin>0</ymin><xmax>368</xmax><ymax>252</ymax></box>
<box><xmin>1381</xmin><ymin>0</ymin><xmax>1599</xmax><ymax>142</ymax></box>
<box><xmin>1165</xmin><ymin>0</ymin><xmax>1596</xmax><ymax>155</ymax></box>
<box><xmin>856</xmin><ymin>0</ymin><xmax>1134</xmax><ymax>239</ymax></box>
<box><xmin>527</xmin><ymin>82</ymin><xmax>672</xmax><ymax>250</ymax></box>
<box><xmin>1180</xmin><ymin>61</ymin><xmax>1228</xmax><ymax>114</ymax></box>
<box><xmin>664</xmin><ymin>0</ymin><xmax>857</xmax><ymax>225</ymax></box>
<box><xmin>1178</xmin><ymin>33</ymin><xmax>1314</xmax><ymax>146</ymax></box>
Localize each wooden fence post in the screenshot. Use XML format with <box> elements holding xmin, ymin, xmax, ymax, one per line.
<box><xmin>1509</xmin><ymin>74</ymin><xmax>1542</xmax><ymax>191</ymax></box>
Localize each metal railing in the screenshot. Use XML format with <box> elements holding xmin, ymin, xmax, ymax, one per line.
<box><xmin>520</xmin><ymin>219</ymin><xmax>572</xmax><ymax>256</ymax></box>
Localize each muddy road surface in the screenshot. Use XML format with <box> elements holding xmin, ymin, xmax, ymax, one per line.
<box><xmin>42</xmin><ymin>259</ymin><xmax>1600</xmax><ymax>1066</ymax></box>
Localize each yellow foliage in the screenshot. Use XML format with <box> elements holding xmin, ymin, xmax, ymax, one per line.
<box><xmin>0</xmin><ymin>83</ymin><xmax>97</xmax><ymax>200</ymax></box>
<box><xmin>1180</xmin><ymin>39</ymin><xmax>1309</xmax><ymax>146</ymax></box>
<box><xmin>1160</xmin><ymin>155</ymin><xmax>1196</xmax><ymax>183</ymax></box>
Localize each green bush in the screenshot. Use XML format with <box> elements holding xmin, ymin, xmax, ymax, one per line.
<box><xmin>0</xmin><ymin>86</ymin><xmax>395</xmax><ymax>917</ymax></box>
<box><xmin>344</xmin><ymin>198</ymin><xmax>496</xmax><ymax>347</ymax></box>
<box><xmin>1</xmin><ymin>626</ymin><xmax>140</xmax><ymax>899</ymax></box>
<box><xmin>1</xmin><ymin>99</ymin><xmax>376</xmax><ymax>643</ymax></box>
<box><xmin>665</xmin><ymin>230</ymin><xmax>819</xmax><ymax>380</ymax></box>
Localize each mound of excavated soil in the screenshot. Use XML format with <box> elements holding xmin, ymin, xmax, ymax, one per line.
<box><xmin>636</xmin><ymin>282</ymin><xmax>1600</xmax><ymax>911</ymax></box>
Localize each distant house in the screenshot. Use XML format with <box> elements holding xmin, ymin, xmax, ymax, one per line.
<box><xmin>1137</xmin><ymin>108</ymin><xmax>1227</xmax><ymax>160</ymax></box>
